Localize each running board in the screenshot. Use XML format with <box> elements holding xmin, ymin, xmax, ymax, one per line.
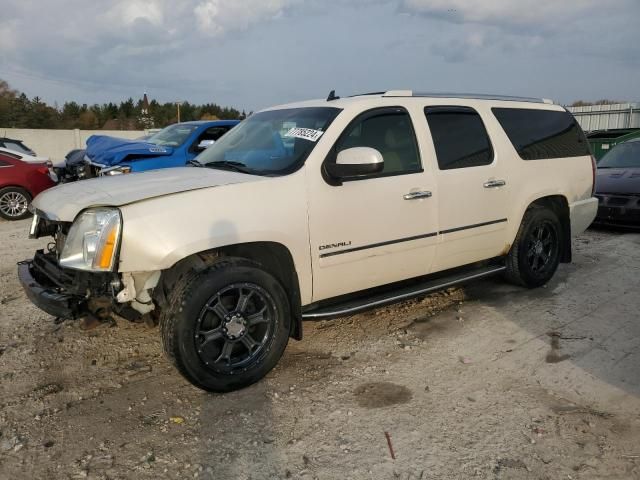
<box><xmin>301</xmin><ymin>265</ymin><xmax>506</xmax><ymax>320</ymax></box>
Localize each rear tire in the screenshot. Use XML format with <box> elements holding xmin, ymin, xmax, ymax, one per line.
<box><xmin>505</xmin><ymin>208</ymin><xmax>562</xmax><ymax>288</ymax></box>
<box><xmin>160</xmin><ymin>257</ymin><xmax>291</xmax><ymax>392</ymax></box>
<box><xmin>0</xmin><ymin>187</ymin><xmax>31</xmax><ymax>220</ymax></box>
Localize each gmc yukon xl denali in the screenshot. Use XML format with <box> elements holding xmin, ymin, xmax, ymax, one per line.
<box><xmin>19</xmin><ymin>91</ymin><xmax>598</xmax><ymax>392</ymax></box>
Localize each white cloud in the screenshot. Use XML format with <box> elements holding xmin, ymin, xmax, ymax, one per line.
<box><xmin>194</xmin><ymin>0</ymin><xmax>300</xmax><ymax>36</ymax></box>
<box><xmin>110</xmin><ymin>0</ymin><xmax>166</xmax><ymax>27</ymax></box>
<box><xmin>400</xmin><ymin>0</ymin><xmax>622</xmax><ymax>29</ymax></box>
<box><xmin>0</xmin><ymin>0</ymin><xmax>638</xmax><ymax>107</ymax></box>
<box><xmin>0</xmin><ymin>22</ymin><xmax>17</xmax><ymax>53</ymax></box>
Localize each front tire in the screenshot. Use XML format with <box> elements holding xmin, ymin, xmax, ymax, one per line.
<box><xmin>160</xmin><ymin>258</ymin><xmax>291</xmax><ymax>392</ymax></box>
<box><xmin>505</xmin><ymin>208</ymin><xmax>562</xmax><ymax>288</ymax></box>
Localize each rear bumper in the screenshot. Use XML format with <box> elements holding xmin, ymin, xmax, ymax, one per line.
<box><xmin>18</xmin><ymin>260</ymin><xmax>84</xmax><ymax>319</ymax></box>
<box><xmin>569</xmin><ymin>197</ymin><xmax>598</xmax><ymax>236</ymax></box>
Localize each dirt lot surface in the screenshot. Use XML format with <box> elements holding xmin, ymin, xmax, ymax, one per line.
<box><xmin>0</xmin><ymin>218</ymin><xmax>639</xmax><ymax>480</ymax></box>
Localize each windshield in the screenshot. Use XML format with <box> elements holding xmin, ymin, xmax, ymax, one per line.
<box><xmin>598</xmin><ymin>141</ymin><xmax>640</xmax><ymax>168</ymax></box>
<box><xmin>197</xmin><ymin>107</ymin><xmax>341</xmax><ymax>175</ymax></box>
<box><xmin>147</xmin><ymin>124</ymin><xmax>199</xmax><ymax>147</ymax></box>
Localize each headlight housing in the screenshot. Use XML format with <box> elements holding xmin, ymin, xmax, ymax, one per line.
<box><xmin>100</xmin><ymin>165</ymin><xmax>131</xmax><ymax>176</ymax></box>
<box><xmin>59</xmin><ymin>208</ymin><xmax>121</xmax><ymax>271</ymax></box>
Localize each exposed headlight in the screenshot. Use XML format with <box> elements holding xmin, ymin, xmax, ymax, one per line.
<box><xmin>59</xmin><ymin>208</ymin><xmax>121</xmax><ymax>271</ymax></box>
<box><xmin>101</xmin><ymin>165</ymin><xmax>132</xmax><ymax>176</ymax></box>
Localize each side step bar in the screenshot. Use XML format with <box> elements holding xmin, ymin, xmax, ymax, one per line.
<box><xmin>301</xmin><ymin>265</ymin><xmax>506</xmax><ymax>320</ymax></box>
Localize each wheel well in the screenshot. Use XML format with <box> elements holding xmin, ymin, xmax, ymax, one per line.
<box><xmin>158</xmin><ymin>242</ymin><xmax>303</xmax><ymax>340</ymax></box>
<box><xmin>217</xmin><ymin>242</ymin><xmax>302</xmax><ymax>339</ymax></box>
<box><xmin>528</xmin><ymin>195</ymin><xmax>571</xmax><ymax>263</ymax></box>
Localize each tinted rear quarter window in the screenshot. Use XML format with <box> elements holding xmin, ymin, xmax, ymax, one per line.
<box><xmin>425</xmin><ymin>106</ymin><xmax>493</xmax><ymax>170</ymax></box>
<box><xmin>493</xmin><ymin>108</ymin><xmax>590</xmax><ymax>160</ymax></box>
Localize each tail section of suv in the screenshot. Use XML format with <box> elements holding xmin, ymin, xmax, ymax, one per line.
<box><xmin>19</xmin><ymin>91</ymin><xmax>597</xmax><ymax>392</ymax></box>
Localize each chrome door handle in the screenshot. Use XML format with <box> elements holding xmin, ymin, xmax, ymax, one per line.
<box><xmin>403</xmin><ymin>191</ymin><xmax>432</xmax><ymax>200</ymax></box>
<box><xmin>483</xmin><ymin>179</ymin><xmax>506</xmax><ymax>188</ymax></box>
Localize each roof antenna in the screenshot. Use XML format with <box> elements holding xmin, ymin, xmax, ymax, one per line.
<box><xmin>327</xmin><ymin>90</ymin><xmax>340</xmax><ymax>101</ymax></box>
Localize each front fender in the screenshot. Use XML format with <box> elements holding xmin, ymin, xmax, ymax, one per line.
<box><xmin>116</xmin><ymin>173</ymin><xmax>313</xmax><ymax>304</ymax></box>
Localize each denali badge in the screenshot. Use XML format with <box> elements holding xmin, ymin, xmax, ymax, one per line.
<box><xmin>319</xmin><ymin>241</ymin><xmax>352</xmax><ymax>251</ymax></box>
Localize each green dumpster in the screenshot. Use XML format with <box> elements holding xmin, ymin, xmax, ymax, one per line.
<box><xmin>587</xmin><ymin>128</ymin><xmax>640</xmax><ymax>161</ymax></box>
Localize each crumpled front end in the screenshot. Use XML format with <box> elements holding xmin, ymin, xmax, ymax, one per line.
<box><xmin>86</xmin><ymin>135</ymin><xmax>173</xmax><ymax>167</ymax></box>
<box><xmin>19</xmin><ymin>213</ymin><xmax>161</xmax><ymax>323</ymax></box>
<box><xmin>18</xmin><ymin>249</ymin><xmax>116</xmax><ymax>320</ymax></box>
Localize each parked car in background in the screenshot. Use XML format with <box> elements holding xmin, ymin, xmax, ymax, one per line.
<box><xmin>0</xmin><ymin>150</ymin><xmax>56</xmax><ymax>220</ymax></box>
<box><xmin>62</xmin><ymin>120</ymin><xmax>240</xmax><ymax>181</ymax></box>
<box><xmin>594</xmin><ymin>138</ymin><xmax>640</xmax><ymax>228</ymax></box>
<box><xmin>0</xmin><ymin>137</ymin><xmax>37</xmax><ymax>156</ymax></box>
<box><xmin>586</xmin><ymin>128</ymin><xmax>640</xmax><ymax>161</ymax></box>
<box><xmin>0</xmin><ymin>146</ymin><xmax>64</xmax><ymax>171</ymax></box>
<box><xmin>20</xmin><ymin>90</ymin><xmax>597</xmax><ymax>392</ymax></box>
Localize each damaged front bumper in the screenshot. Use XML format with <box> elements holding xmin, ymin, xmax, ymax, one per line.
<box><xmin>594</xmin><ymin>193</ymin><xmax>640</xmax><ymax>229</ymax></box>
<box><xmin>18</xmin><ymin>250</ymin><xmax>118</xmax><ymax>320</ymax></box>
<box><xmin>18</xmin><ymin>250</ymin><xmax>162</xmax><ymax>322</ymax></box>
<box><xmin>18</xmin><ymin>260</ymin><xmax>84</xmax><ymax>319</ymax></box>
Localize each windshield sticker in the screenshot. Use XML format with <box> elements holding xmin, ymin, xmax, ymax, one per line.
<box><xmin>284</xmin><ymin>127</ymin><xmax>324</xmax><ymax>142</ymax></box>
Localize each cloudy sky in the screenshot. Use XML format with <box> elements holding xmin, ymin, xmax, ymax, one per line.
<box><xmin>1</xmin><ymin>0</ymin><xmax>639</xmax><ymax>111</ymax></box>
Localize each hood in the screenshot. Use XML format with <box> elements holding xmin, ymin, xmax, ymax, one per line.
<box><xmin>33</xmin><ymin>167</ymin><xmax>263</xmax><ymax>221</ymax></box>
<box><xmin>595</xmin><ymin>167</ymin><xmax>640</xmax><ymax>195</ymax></box>
<box><xmin>85</xmin><ymin>135</ymin><xmax>174</xmax><ymax>166</ymax></box>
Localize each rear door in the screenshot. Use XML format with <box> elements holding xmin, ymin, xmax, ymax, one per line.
<box><xmin>423</xmin><ymin>105</ymin><xmax>511</xmax><ymax>272</ymax></box>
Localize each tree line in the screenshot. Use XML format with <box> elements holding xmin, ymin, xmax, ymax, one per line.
<box><xmin>0</xmin><ymin>79</ymin><xmax>245</xmax><ymax>130</ymax></box>
<box><xmin>570</xmin><ymin>99</ymin><xmax>622</xmax><ymax>107</ymax></box>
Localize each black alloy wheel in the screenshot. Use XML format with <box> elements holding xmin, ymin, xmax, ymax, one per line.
<box><xmin>525</xmin><ymin>221</ymin><xmax>557</xmax><ymax>275</ymax></box>
<box><xmin>195</xmin><ymin>283</ymin><xmax>275</xmax><ymax>372</ymax></box>
<box><xmin>505</xmin><ymin>207</ymin><xmax>562</xmax><ymax>288</ymax></box>
<box><xmin>160</xmin><ymin>257</ymin><xmax>291</xmax><ymax>392</ymax></box>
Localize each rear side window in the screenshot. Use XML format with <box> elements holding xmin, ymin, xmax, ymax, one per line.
<box><xmin>201</xmin><ymin>127</ymin><xmax>229</xmax><ymax>142</ymax></box>
<box><xmin>424</xmin><ymin>106</ymin><xmax>493</xmax><ymax>170</ymax></box>
<box><xmin>492</xmin><ymin>108</ymin><xmax>590</xmax><ymax>160</ymax></box>
<box><xmin>3</xmin><ymin>141</ymin><xmax>31</xmax><ymax>155</ymax></box>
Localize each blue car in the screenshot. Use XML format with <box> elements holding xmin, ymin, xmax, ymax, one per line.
<box><xmin>65</xmin><ymin>120</ymin><xmax>240</xmax><ymax>180</ymax></box>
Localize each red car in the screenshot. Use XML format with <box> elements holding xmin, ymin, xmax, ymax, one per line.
<box><xmin>0</xmin><ymin>151</ymin><xmax>57</xmax><ymax>220</ymax></box>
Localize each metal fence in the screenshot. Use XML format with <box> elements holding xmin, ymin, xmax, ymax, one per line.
<box><xmin>567</xmin><ymin>103</ymin><xmax>640</xmax><ymax>132</ymax></box>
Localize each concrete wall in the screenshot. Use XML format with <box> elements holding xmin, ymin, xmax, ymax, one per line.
<box><xmin>0</xmin><ymin>128</ymin><xmax>148</xmax><ymax>162</ymax></box>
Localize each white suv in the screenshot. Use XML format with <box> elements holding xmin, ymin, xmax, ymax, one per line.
<box><xmin>19</xmin><ymin>91</ymin><xmax>598</xmax><ymax>392</ymax></box>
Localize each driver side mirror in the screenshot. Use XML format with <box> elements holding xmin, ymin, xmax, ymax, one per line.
<box><xmin>195</xmin><ymin>139</ymin><xmax>216</xmax><ymax>152</ymax></box>
<box><xmin>325</xmin><ymin>147</ymin><xmax>384</xmax><ymax>179</ymax></box>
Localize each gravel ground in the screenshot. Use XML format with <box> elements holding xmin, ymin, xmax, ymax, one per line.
<box><xmin>0</xmin><ymin>218</ymin><xmax>639</xmax><ymax>480</ymax></box>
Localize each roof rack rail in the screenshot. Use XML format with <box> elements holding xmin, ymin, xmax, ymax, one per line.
<box><xmin>348</xmin><ymin>91</ymin><xmax>386</xmax><ymax>97</ymax></box>
<box><xmin>378</xmin><ymin>91</ymin><xmax>553</xmax><ymax>104</ymax></box>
